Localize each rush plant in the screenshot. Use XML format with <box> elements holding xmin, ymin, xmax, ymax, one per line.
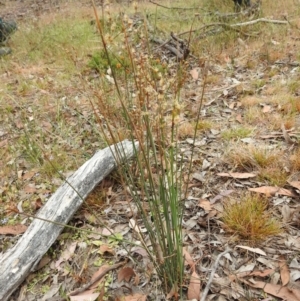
<box><xmin>90</xmin><ymin>2</ymin><xmax>204</xmax><ymax>296</ymax></box>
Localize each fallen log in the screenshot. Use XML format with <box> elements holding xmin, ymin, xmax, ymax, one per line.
<box><xmin>0</xmin><ymin>139</ymin><xmax>139</xmax><ymax>301</ymax></box>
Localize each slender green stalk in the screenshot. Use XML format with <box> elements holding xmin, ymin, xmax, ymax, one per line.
<box><xmin>91</xmin><ymin>2</ymin><xmax>202</xmax><ymax>297</ymax></box>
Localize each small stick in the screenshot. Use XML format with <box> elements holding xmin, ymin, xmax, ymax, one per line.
<box><xmin>200</xmin><ymin>248</ymin><xmax>231</xmax><ymax>301</ymax></box>
<box><xmin>149</xmin><ymin>0</ymin><xmax>199</xmax><ymax>10</ymax></box>
<box><xmin>177</xmin><ymin>17</ymin><xmax>288</xmax><ymax>38</ymax></box>
<box><xmin>281</xmin><ymin>124</ymin><xmax>298</xmax><ymax>146</ymax></box>
<box><xmin>69</xmin><ymin>260</ymin><xmax>127</xmax><ymax>296</ymax></box>
<box><xmin>231</xmin><ymin>18</ymin><xmax>288</xmax><ymax>27</ymax></box>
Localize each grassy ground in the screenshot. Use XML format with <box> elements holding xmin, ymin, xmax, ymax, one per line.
<box><xmin>1</xmin><ymin>0</ymin><xmax>300</xmax><ymax>300</ymax></box>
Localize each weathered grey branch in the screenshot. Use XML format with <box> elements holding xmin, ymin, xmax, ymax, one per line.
<box><xmin>0</xmin><ymin>139</ymin><xmax>139</xmax><ymax>301</ymax></box>
<box><xmin>231</xmin><ymin>18</ymin><xmax>288</xmax><ymax>27</ymax></box>
<box><xmin>200</xmin><ymin>248</ymin><xmax>231</xmax><ymax>301</ymax></box>
<box><xmin>152</xmin><ymin>37</ymin><xmax>184</xmax><ymax>60</ymax></box>
<box><xmin>178</xmin><ymin>17</ymin><xmax>288</xmax><ymax>39</ymax></box>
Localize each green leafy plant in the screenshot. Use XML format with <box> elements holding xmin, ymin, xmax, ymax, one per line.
<box><xmin>88</xmin><ymin>49</ymin><xmax>130</xmax><ymax>74</ymax></box>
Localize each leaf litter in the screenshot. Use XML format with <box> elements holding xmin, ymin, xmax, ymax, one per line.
<box><xmin>1</xmin><ymin>0</ymin><xmax>300</xmax><ymax>300</ymax></box>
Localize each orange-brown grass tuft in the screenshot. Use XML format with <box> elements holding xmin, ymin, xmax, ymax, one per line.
<box><xmin>222</xmin><ymin>193</ymin><xmax>281</xmax><ymax>243</ymax></box>
<box><xmin>251</xmin><ymin>147</ymin><xmax>283</xmax><ymax>168</ymax></box>
<box><xmin>265</xmin><ymin>113</ymin><xmax>295</xmax><ymax>131</ymax></box>
<box><xmin>240</xmin><ymin>96</ymin><xmax>261</xmax><ymax>108</ymax></box>
<box><xmin>246</xmin><ymin>110</ymin><xmax>289</xmax><ymax>132</ymax></box>
<box><xmin>290</xmin><ymin>147</ymin><xmax>300</xmax><ymax>171</ymax></box>
<box><xmin>85</xmin><ymin>179</ymin><xmax>114</xmax><ymax>209</ymax></box>
<box><xmin>281</xmin><ymin>97</ymin><xmax>300</xmax><ymax>114</ymax></box>
<box><xmin>177</xmin><ymin>122</ymin><xmax>194</xmax><ymax>139</ymax></box>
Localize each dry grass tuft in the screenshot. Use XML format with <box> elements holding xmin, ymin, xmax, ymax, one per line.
<box><xmin>240</xmin><ymin>96</ymin><xmax>261</xmax><ymax>108</ymax></box>
<box><xmin>258</xmin><ymin>166</ymin><xmax>289</xmax><ymax>187</ymax></box>
<box><xmin>290</xmin><ymin>148</ymin><xmax>300</xmax><ymax>172</ymax></box>
<box><xmin>224</xmin><ymin>143</ymin><xmax>290</xmax><ymax>186</ymax></box>
<box><xmin>178</xmin><ymin>122</ymin><xmax>195</xmax><ymax>139</ymax></box>
<box><xmin>222</xmin><ymin>193</ymin><xmax>281</xmax><ymax>243</ymax></box>
<box><xmin>225</xmin><ymin>143</ymin><xmax>283</xmax><ymax>170</ymax></box>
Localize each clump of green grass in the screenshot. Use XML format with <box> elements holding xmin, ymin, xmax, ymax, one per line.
<box><xmin>17</xmin><ymin>132</ymin><xmax>43</xmax><ymax>166</ymax></box>
<box><xmin>252</xmin><ymin>79</ymin><xmax>266</xmax><ymax>90</ymax></box>
<box><xmin>222</xmin><ymin>193</ymin><xmax>281</xmax><ymax>243</ymax></box>
<box><xmin>288</xmin><ymin>79</ymin><xmax>300</xmax><ymax>96</ymax></box>
<box><xmin>221</xmin><ymin>126</ymin><xmax>252</xmax><ymax>141</ymax></box>
<box><xmin>243</xmin><ymin>106</ymin><xmax>264</xmax><ymax>126</ymax></box>
<box><xmin>89</xmin><ymin>3</ymin><xmax>204</xmax><ymax>297</ymax></box>
<box><xmin>17</xmin><ymin>133</ymin><xmax>70</xmax><ymax>178</ymax></box>
<box><xmin>251</xmin><ymin>147</ymin><xmax>279</xmax><ymax>168</ymax></box>
<box><xmin>195</xmin><ymin>120</ymin><xmax>212</xmax><ymax>131</ymax></box>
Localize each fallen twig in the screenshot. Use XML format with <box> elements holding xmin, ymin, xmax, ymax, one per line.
<box><xmin>275</xmin><ymin>60</ymin><xmax>300</xmax><ymax>67</ymax></box>
<box><xmin>153</xmin><ymin>38</ymin><xmax>172</xmax><ymax>51</ymax></box>
<box><xmin>178</xmin><ymin>22</ymin><xmax>256</xmax><ymax>40</ymax></box>
<box><xmin>149</xmin><ymin>0</ymin><xmax>200</xmax><ymax>10</ymax></box>
<box><xmin>178</xmin><ymin>17</ymin><xmax>287</xmax><ymax>40</ymax></box>
<box><xmin>281</xmin><ymin>124</ymin><xmax>298</xmax><ymax>146</ymax></box>
<box><xmin>69</xmin><ymin>260</ymin><xmax>127</xmax><ymax>296</ymax></box>
<box><xmin>231</xmin><ymin>18</ymin><xmax>288</xmax><ymax>27</ymax></box>
<box><xmin>200</xmin><ymin>248</ymin><xmax>231</xmax><ymax>301</ymax></box>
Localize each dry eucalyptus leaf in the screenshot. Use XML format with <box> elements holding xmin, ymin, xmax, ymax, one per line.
<box><xmin>0</xmin><ymin>224</ymin><xmax>27</xmax><ymax>235</ymax></box>
<box><xmin>217</xmin><ymin>172</ymin><xmax>256</xmax><ymax>179</ymax></box>
<box><xmin>187</xmin><ymin>271</ymin><xmax>201</xmax><ymax>300</ymax></box>
<box><xmin>117</xmin><ymin>267</ymin><xmax>136</xmax><ymax>282</ymax></box>
<box><xmin>236</xmin><ymin>245</ymin><xmax>266</xmax><ymax>256</ymax></box>
<box><xmin>288</xmin><ymin>181</ymin><xmax>300</xmax><ymax>190</ymax></box>
<box><xmin>282</xmin><ymin>204</ymin><xmax>291</xmax><ymax>223</ymax></box>
<box><xmin>248</xmin><ymin>186</ymin><xmax>296</xmax><ymax>197</ymax></box>
<box><xmin>278</xmin><ymin>255</ymin><xmax>290</xmax><ymax>286</ymax></box>
<box><xmin>190</xmin><ymin>68</ymin><xmax>199</xmax><ymax>80</ymax></box>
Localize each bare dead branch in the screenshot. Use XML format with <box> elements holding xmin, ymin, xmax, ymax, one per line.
<box><xmin>281</xmin><ymin>124</ymin><xmax>299</xmax><ymax>146</ymax></box>
<box><xmin>152</xmin><ymin>37</ymin><xmax>184</xmax><ymax>60</ymax></box>
<box><xmin>200</xmin><ymin>248</ymin><xmax>231</xmax><ymax>301</ymax></box>
<box><xmin>231</xmin><ymin>18</ymin><xmax>288</xmax><ymax>27</ymax></box>
<box><xmin>149</xmin><ymin>0</ymin><xmax>200</xmax><ymax>11</ymax></box>
<box><xmin>69</xmin><ymin>260</ymin><xmax>127</xmax><ymax>296</ymax></box>
<box><xmin>177</xmin><ymin>17</ymin><xmax>287</xmax><ymax>40</ymax></box>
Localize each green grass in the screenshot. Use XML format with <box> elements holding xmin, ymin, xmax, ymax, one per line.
<box><xmin>221</xmin><ymin>127</ymin><xmax>253</xmax><ymax>140</ymax></box>
<box><xmin>13</xmin><ymin>17</ymin><xmax>95</xmax><ymax>65</ymax></box>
